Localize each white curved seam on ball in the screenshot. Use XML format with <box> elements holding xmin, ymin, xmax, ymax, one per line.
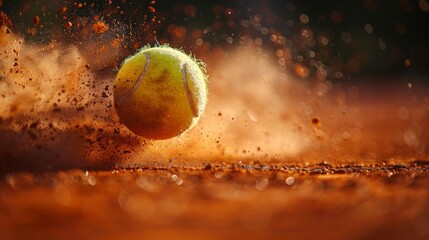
<box><xmin>119</xmin><ymin>53</ymin><xmax>151</xmax><ymax>101</ymax></box>
<box><xmin>181</xmin><ymin>64</ymin><xmax>198</xmax><ymax>117</ymax></box>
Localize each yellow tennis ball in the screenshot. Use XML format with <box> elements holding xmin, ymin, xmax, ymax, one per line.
<box><xmin>113</xmin><ymin>46</ymin><xmax>208</xmax><ymax>140</ymax></box>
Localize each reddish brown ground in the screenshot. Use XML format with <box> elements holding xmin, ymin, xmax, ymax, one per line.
<box><xmin>1</xmin><ymin>162</ymin><xmax>428</xmax><ymax>240</ymax></box>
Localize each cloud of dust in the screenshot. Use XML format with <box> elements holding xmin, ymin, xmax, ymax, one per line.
<box><xmin>0</xmin><ymin>26</ymin><xmax>140</xmax><ymax>171</ymax></box>
<box><xmin>0</xmin><ymin>26</ymin><xmax>317</xmax><ymax>171</ymax></box>
<box><xmin>1</xmin><ymin>25</ymin><xmax>428</xmax><ymax>172</ymax></box>
<box><xmin>207</xmin><ymin>49</ymin><xmax>313</xmax><ymax>157</ymax></box>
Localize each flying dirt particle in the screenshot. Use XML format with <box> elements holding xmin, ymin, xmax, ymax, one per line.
<box><xmin>132</xmin><ymin>42</ymin><xmax>140</xmax><ymax>49</ymax></box>
<box><xmin>29</xmin><ymin>28</ymin><xmax>37</xmax><ymax>36</ymax></box>
<box><xmin>148</xmin><ymin>6</ymin><xmax>156</xmax><ymax>13</ymax></box>
<box><xmin>33</xmin><ymin>16</ymin><xmax>40</xmax><ymax>25</ymax></box>
<box><xmin>311</xmin><ymin>117</ymin><xmax>321</xmax><ymax>126</ymax></box>
<box><xmin>92</xmin><ymin>21</ymin><xmax>109</xmax><ymax>33</ymax></box>
<box><xmin>52</xmin><ymin>103</ymin><xmax>61</xmax><ymax>112</ymax></box>
<box><xmin>295</xmin><ymin>63</ymin><xmax>310</xmax><ymax>78</ymax></box>
<box><xmin>64</xmin><ymin>21</ymin><xmax>72</xmax><ymax>29</ymax></box>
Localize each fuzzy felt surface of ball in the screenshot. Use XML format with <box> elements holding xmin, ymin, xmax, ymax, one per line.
<box><xmin>114</xmin><ymin>46</ymin><xmax>208</xmax><ymax>140</ymax></box>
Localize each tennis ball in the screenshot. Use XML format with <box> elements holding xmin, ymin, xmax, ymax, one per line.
<box><xmin>114</xmin><ymin>45</ymin><xmax>208</xmax><ymax>140</ymax></box>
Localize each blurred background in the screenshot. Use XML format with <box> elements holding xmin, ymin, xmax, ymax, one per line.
<box><xmin>2</xmin><ymin>0</ymin><xmax>429</xmax><ymax>81</ymax></box>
